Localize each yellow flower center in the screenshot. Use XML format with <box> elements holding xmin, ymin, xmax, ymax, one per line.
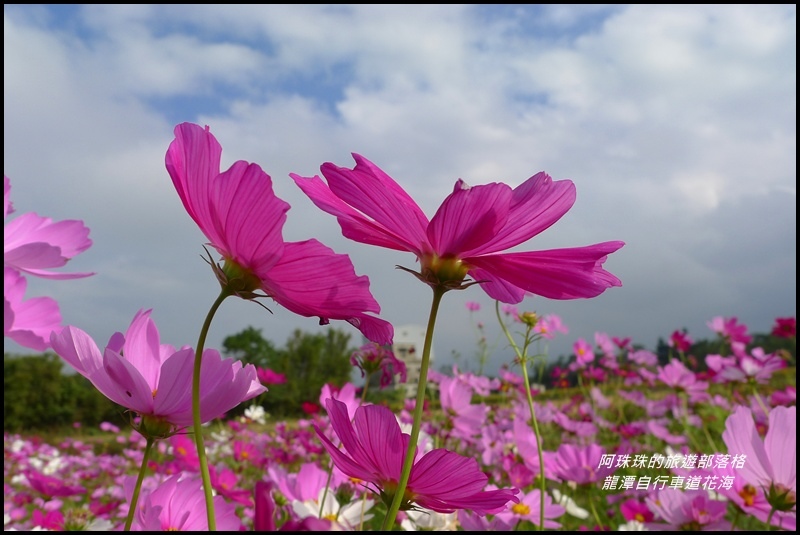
<box><xmin>512</xmin><ymin>503</ymin><xmax>531</xmax><ymax>515</ymax></box>
<box><xmin>739</xmin><ymin>484</ymin><xmax>757</xmax><ymax>507</ymax></box>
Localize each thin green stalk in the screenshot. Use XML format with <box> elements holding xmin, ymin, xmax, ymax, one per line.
<box><xmin>496</xmin><ymin>302</ymin><xmax>546</xmax><ymax>532</ymax></box>
<box><xmin>192</xmin><ymin>289</ymin><xmax>231</xmax><ymax>531</ymax></box>
<box><xmin>318</xmin><ymin>463</ymin><xmax>335</xmax><ymax>520</ymax></box>
<box><xmin>752</xmin><ymin>386</ymin><xmax>770</xmax><ymax>417</ymax></box>
<box><xmin>587</xmin><ymin>489</ymin><xmax>606</xmax><ymax>530</ymax></box>
<box><xmin>730</xmin><ymin>507</ymin><xmax>741</xmax><ymax>531</ymax></box>
<box><xmin>765</xmin><ymin>507</ymin><xmax>776</xmax><ymax>531</ymax></box>
<box><xmin>381</xmin><ymin>287</ymin><xmax>446</xmax><ymax>530</ymax></box>
<box><xmin>124</xmin><ymin>438</ymin><xmax>155</xmax><ymax>531</ymax></box>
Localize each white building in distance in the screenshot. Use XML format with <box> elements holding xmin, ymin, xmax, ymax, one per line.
<box><xmin>392</xmin><ymin>325</ymin><xmax>433</xmax><ymax>397</ymax></box>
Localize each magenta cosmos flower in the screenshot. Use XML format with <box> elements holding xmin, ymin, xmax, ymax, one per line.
<box><xmin>4</xmin><ymin>175</ymin><xmax>93</xmax><ymax>280</ymax></box>
<box><xmin>50</xmin><ymin>309</ymin><xmax>265</xmax><ymax>433</ymax></box>
<box><xmin>291</xmin><ymin>154</ymin><xmax>623</xmax><ymax>301</ymax></box>
<box><xmin>314</xmin><ymin>398</ymin><xmax>519</xmax><ymax>514</ymax></box>
<box><xmin>4</xmin><ymin>267</ymin><xmax>61</xmax><ymax>351</ymax></box>
<box><xmin>166</xmin><ymin>123</ymin><xmax>392</xmax><ymax>345</ymax></box>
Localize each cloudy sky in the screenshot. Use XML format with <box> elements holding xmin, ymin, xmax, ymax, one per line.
<box><xmin>4</xmin><ymin>5</ymin><xmax>796</xmax><ymax>377</ymax></box>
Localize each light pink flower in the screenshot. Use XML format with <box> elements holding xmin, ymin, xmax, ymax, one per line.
<box><xmin>457</xmin><ymin>509</ymin><xmax>517</xmax><ymax>530</ymax></box>
<box><xmin>439</xmin><ymin>375</ymin><xmax>489</xmax><ymax>439</ymax></box>
<box><xmin>291</xmin><ymin>154</ymin><xmax>623</xmax><ymax>302</ymax></box>
<box><xmin>254</xmin><ymin>480</ymin><xmax>332</xmax><ymax>531</ymax></box>
<box><xmin>552</xmin><ymin>443</ymin><xmax>615</xmax><ymax>485</ymax></box>
<box><xmin>4</xmin><ymin>176</ymin><xmax>93</xmax><ymax>280</ymax></box>
<box><xmin>656</xmin><ymin>359</ymin><xmax>709</xmax><ymax>402</ymax></box>
<box><xmin>707</xmin><ymin>315</ymin><xmax>752</xmax><ymax>345</ymax></box>
<box><xmin>314</xmin><ymin>398</ymin><xmax>518</xmax><ymax>514</ymax></box>
<box><xmin>534</xmin><ymin>314</ymin><xmax>568</xmax><ymax>340</ymax></box>
<box><xmin>50</xmin><ymin>309</ymin><xmax>265</xmax><ymax>431</ymax></box>
<box><xmin>646</xmin><ymin>488</ymin><xmax>729</xmax><ymax>530</ymax></box>
<box><xmin>319</xmin><ymin>382</ymin><xmax>360</xmax><ymax>421</ymax></box>
<box><xmin>494</xmin><ymin>488</ymin><xmax>565</xmax><ymax>529</ymax></box>
<box><xmin>166</xmin><ymin>123</ymin><xmax>392</xmax><ymax>345</ymax></box>
<box><xmin>127</xmin><ymin>474</ymin><xmax>242</xmax><ymax>531</ymax></box>
<box><xmin>572</xmin><ymin>338</ymin><xmax>595</xmax><ymax>367</ymax></box>
<box><xmin>4</xmin><ymin>267</ymin><xmax>61</xmax><ymax>351</ymax></box>
<box><xmin>722</xmin><ymin>405</ymin><xmax>796</xmax><ymax>516</ymax></box>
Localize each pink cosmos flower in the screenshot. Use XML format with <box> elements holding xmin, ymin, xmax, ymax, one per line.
<box><xmin>31</xmin><ymin>509</ymin><xmax>64</xmax><ymax>531</ymax></box>
<box><xmin>457</xmin><ymin>509</ymin><xmax>517</xmax><ymax>530</ymax></box>
<box><xmin>257</xmin><ymin>366</ymin><xmax>287</xmax><ymax>385</ymax></box>
<box><xmin>667</xmin><ymin>329</ymin><xmax>693</xmax><ymax>353</ymax></box>
<box><xmin>50</xmin><ymin>309</ymin><xmax>265</xmax><ymax>432</ymax></box>
<box><xmin>771</xmin><ymin>317</ymin><xmax>796</xmax><ymax>338</ymax></box>
<box><xmin>291</xmin><ymin>154</ymin><xmax>623</xmax><ymax>302</ymax></box>
<box><xmin>4</xmin><ymin>176</ymin><xmax>93</xmax><ymax>280</ymax></box>
<box><xmin>656</xmin><ymin>359</ymin><xmax>709</xmax><ymax>402</ymax></box>
<box><xmin>267</xmin><ymin>462</ymin><xmax>338</xmax><ymax>503</ymax></box>
<box><xmin>494</xmin><ymin>488</ymin><xmax>565</xmax><ymax>529</ymax></box>
<box><xmin>512</xmin><ymin>417</ymin><xmax>558</xmax><ymax>480</ymax></box>
<box><xmin>619</xmin><ymin>499</ymin><xmax>654</xmax><ymax>524</ymax></box>
<box><xmin>127</xmin><ymin>474</ymin><xmax>242</xmax><ymax>531</ymax></box>
<box><xmin>254</xmin><ymin>481</ymin><xmax>332</xmax><ymax>531</ymax></box>
<box><xmin>552</xmin><ymin>443</ymin><xmax>616</xmax><ymax>485</ymax></box>
<box><xmin>722</xmin><ymin>405</ymin><xmax>796</xmax><ymax>516</ymax></box>
<box><xmin>572</xmin><ymin>338</ymin><xmax>595</xmax><ymax>367</ymax></box>
<box><xmin>166</xmin><ymin>123</ymin><xmax>392</xmax><ymax>345</ymax></box>
<box><xmin>709</xmin><ymin>343</ymin><xmax>786</xmax><ymax>384</ymax></box>
<box><xmin>646</xmin><ymin>488</ymin><xmax>729</xmax><ymax>530</ymax></box>
<box><xmin>350</xmin><ymin>342</ymin><xmax>407</xmax><ymax>388</ymax></box>
<box><xmin>4</xmin><ymin>267</ymin><xmax>61</xmax><ymax>351</ymax></box>
<box><xmin>501</xmin><ymin>303</ymin><xmax>519</xmax><ymax>318</ymax></box>
<box><xmin>534</xmin><ymin>314</ymin><xmax>569</xmax><ymax>340</ymax></box>
<box><xmin>209</xmin><ymin>466</ymin><xmax>252</xmax><ymax>506</ymax></box>
<box><xmin>25</xmin><ymin>469</ymin><xmax>86</xmax><ymax>498</ymax></box>
<box><xmin>707</xmin><ymin>462</ymin><xmax>795</xmax><ymax>530</ymax></box>
<box><xmin>707</xmin><ymin>316</ymin><xmax>752</xmax><ymax>345</ymax></box>
<box><xmin>314</xmin><ymin>398</ymin><xmax>519</xmax><ymax>514</ymax></box>
<box><xmin>438</xmin><ymin>375</ymin><xmax>489</xmax><ymax>439</ymax></box>
<box><xmin>319</xmin><ymin>382</ymin><xmax>360</xmax><ymax>421</ymax></box>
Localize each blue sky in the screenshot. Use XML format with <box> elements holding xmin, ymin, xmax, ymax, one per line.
<box><xmin>4</xmin><ymin>5</ymin><xmax>796</xmax><ymax>376</ymax></box>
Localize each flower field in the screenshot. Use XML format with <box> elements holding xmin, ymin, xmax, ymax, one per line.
<box><xmin>3</xmin><ymin>313</ymin><xmax>796</xmax><ymax>531</ymax></box>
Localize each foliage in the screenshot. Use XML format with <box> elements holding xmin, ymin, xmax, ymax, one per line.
<box><xmin>221</xmin><ymin>326</ymin><xmax>281</xmax><ymax>369</ymax></box>
<box><xmin>3</xmin><ymin>353</ymin><xmax>125</xmax><ymax>432</ymax></box>
<box><xmin>223</xmin><ymin>327</ymin><xmax>355</xmax><ymax>418</ymax></box>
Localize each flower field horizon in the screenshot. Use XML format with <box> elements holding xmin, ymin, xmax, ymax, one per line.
<box><xmin>3</xmin><ymin>312</ymin><xmax>796</xmax><ymax>531</ymax></box>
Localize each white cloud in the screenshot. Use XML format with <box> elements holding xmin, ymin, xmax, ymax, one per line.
<box><xmin>3</xmin><ymin>5</ymin><xmax>796</xmax><ymax>374</ymax></box>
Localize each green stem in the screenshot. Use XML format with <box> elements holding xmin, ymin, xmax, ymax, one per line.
<box><xmin>765</xmin><ymin>507</ymin><xmax>776</xmax><ymax>531</ymax></box>
<box><xmin>381</xmin><ymin>286</ymin><xmax>446</xmax><ymax>530</ymax></box>
<box><xmin>192</xmin><ymin>289</ymin><xmax>231</xmax><ymax>531</ymax></box>
<box><xmin>752</xmin><ymin>386</ymin><xmax>770</xmax><ymax>417</ymax></box>
<box><xmin>730</xmin><ymin>506</ymin><xmax>741</xmax><ymax>532</ymax></box>
<box><xmin>124</xmin><ymin>438</ymin><xmax>155</xmax><ymax>531</ymax></box>
<box><xmin>318</xmin><ymin>463</ymin><xmax>335</xmax><ymax>520</ymax></box>
<box><xmin>587</xmin><ymin>489</ymin><xmax>606</xmax><ymax>530</ymax></box>
<box><xmin>496</xmin><ymin>302</ymin><xmax>546</xmax><ymax>532</ymax></box>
